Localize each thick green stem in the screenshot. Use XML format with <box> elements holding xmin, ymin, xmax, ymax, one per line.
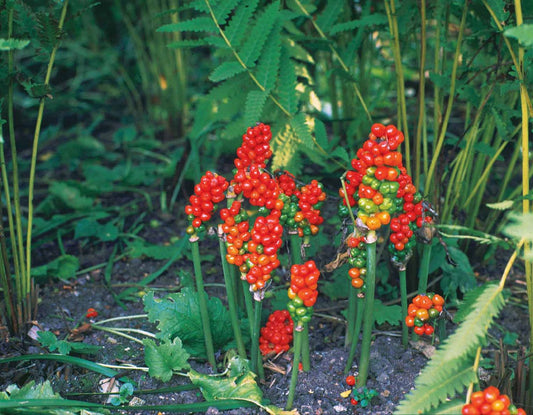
<box><xmin>241</xmin><ymin>279</ymin><xmax>255</xmax><ymax>336</ymax></box>
<box><xmin>286</xmin><ymin>327</ymin><xmax>303</xmax><ymax>410</ymax></box>
<box><xmin>301</xmin><ymin>323</ymin><xmax>310</xmax><ymax>372</ymax></box>
<box><xmin>218</xmin><ymin>233</ymin><xmax>246</xmax><ymax>359</ymax></box>
<box><xmin>356</xmin><ymin>235</ymin><xmax>377</xmax><ymax>387</ymax></box>
<box><xmin>345</xmin><ymin>287</ymin><xmax>357</xmax><ymax>347</ymax></box>
<box><xmin>399</xmin><ymin>268</ymin><xmax>408</xmax><ymax>348</ymax></box>
<box><xmin>250</xmin><ymin>299</ymin><xmax>263</xmax><ymax>378</ymax></box>
<box><xmin>289</xmin><ymin>232</ymin><xmax>302</xmax><ymax>265</ymax></box>
<box><xmin>190</xmin><ymin>238</ymin><xmax>217</xmax><ymax>369</ymax></box>
<box><xmin>418</xmin><ymin>242</ymin><xmax>432</xmax><ymax>294</ymax></box>
<box><xmin>344</xmin><ymin>295</ymin><xmax>364</xmax><ymax>375</ymax></box>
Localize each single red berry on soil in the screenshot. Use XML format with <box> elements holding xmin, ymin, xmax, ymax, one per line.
<box><xmin>350</xmin><ymin>398</ymin><xmax>358</xmax><ymax>406</ymax></box>
<box><xmin>345</xmin><ymin>375</ymin><xmax>356</xmax><ymax>386</ymax></box>
<box><xmin>86</xmin><ymin>307</ymin><xmax>98</xmax><ymax>318</ymax></box>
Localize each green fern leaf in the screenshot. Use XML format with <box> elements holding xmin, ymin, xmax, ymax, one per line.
<box><xmin>224</xmin><ymin>0</ymin><xmax>260</xmax><ymax>47</ymax></box>
<box><xmin>255</xmin><ymin>26</ymin><xmax>281</xmax><ymax>93</ymax></box>
<box><xmin>395</xmin><ymin>359</ymin><xmax>477</xmax><ymax>414</ymax></box>
<box><xmin>209</xmin><ymin>61</ymin><xmax>247</xmax><ymax>82</ymax></box>
<box><xmin>314</xmin><ymin>119</ymin><xmax>328</xmax><ymax>149</ymax></box>
<box><xmin>395</xmin><ymin>282</ymin><xmax>505</xmax><ymax>414</ymax></box>
<box><xmin>36</xmin><ymin>12</ymin><xmax>60</xmax><ymax>52</ymax></box>
<box><xmin>277</xmin><ymin>45</ymin><xmax>298</xmax><ymax>115</ymax></box>
<box><xmin>430</xmin><ymin>400</ymin><xmax>467</xmax><ymax>414</ymax></box>
<box><xmin>290</xmin><ymin>113</ymin><xmax>314</xmax><ymax>149</ymax></box>
<box><xmin>271</xmin><ymin>124</ymin><xmax>300</xmax><ymax>174</ymax></box>
<box><xmin>221</xmin><ymin>118</ymin><xmax>248</xmax><ymax>141</ymax></box>
<box><xmin>213</xmin><ymin>0</ymin><xmax>242</xmax><ymax>25</ymax></box>
<box><xmin>167</xmin><ymin>39</ymin><xmax>212</xmax><ymax>49</ymax></box>
<box><xmin>316</xmin><ymin>0</ymin><xmax>344</xmax><ymax>34</ymax></box>
<box><xmin>238</xmin><ymin>1</ymin><xmax>280</xmax><ymax>68</ymax></box>
<box><xmin>244</xmin><ymin>90</ymin><xmax>268</xmax><ymax>127</ymax></box>
<box><xmin>157</xmin><ymin>17</ymin><xmax>217</xmax><ymax>33</ymax></box>
<box><xmin>329</xmin><ymin>14</ymin><xmax>388</xmax><ymax>35</ymax></box>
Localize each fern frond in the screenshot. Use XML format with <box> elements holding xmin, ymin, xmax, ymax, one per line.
<box><xmin>277</xmin><ymin>45</ymin><xmax>298</xmax><ymax>115</ymax></box>
<box><xmin>314</xmin><ymin>119</ymin><xmax>328</xmax><ymax>149</ymax></box>
<box><xmin>209</xmin><ymin>61</ymin><xmax>247</xmax><ymax>82</ymax></box>
<box><xmin>255</xmin><ymin>26</ymin><xmax>281</xmax><ymax>93</ymax></box>
<box><xmin>395</xmin><ymin>282</ymin><xmax>505</xmax><ymax>414</ymax></box>
<box><xmin>213</xmin><ymin>0</ymin><xmax>242</xmax><ymax>25</ymax></box>
<box><xmin>315</xmin><ymin>0</ymin><xmax>344</xmax><ymax>34</ymax></box>
<box><xmin>36</xmin><ymin>12</ymin><xmax>60</xmax><ymax>52</ymax></box>
<box><xmin>395</xmin><ymin>358</ymin><xmax>477</xmax><ymax>414</ymax></box>
<box><xmin>329</xmin><ymin>14</ymin><xmax>388</xmax><ymax>35</ymax></box>
<box><xmin>271</xmin><ymin>123</ymin><xmax>301</xmax><ymax>174</ymax></box>
<box><xmin>244</xmin><ymin>90</ymin><xmax>268</xmax><ymax>127</ymax></box>
<box><xmin>157</xmin><ymin>17</ymin><xmax>217</xmax><ymax>33</ymax></box>
<box><xmin>430</xmin><ymin>400</ymin><xmax>467</xmax><ymax>414</ymax></box>
<box><xmin>167</xmin><ymin>39</ymin><xmax>212</xmax><ymax>49</ymax></box>
<box><xmin>224</xmin><ymin>0</ymin><xmax>260</xmax><ymax>47</ymax></box>
<box><xmin>290</xmin><ymin>113</ymin><xmax>313</xmax><ymax>149</ymax></box>
<box><xmin>238</xmin><ymin>1</ymin><xmax>280</xmax><ymax>68</ymax></box>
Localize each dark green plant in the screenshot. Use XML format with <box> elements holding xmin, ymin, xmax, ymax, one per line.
<box><xmin>0</xmin><ymin>0</ymin><xmax>70</xmax><ymax>336</ymax></box>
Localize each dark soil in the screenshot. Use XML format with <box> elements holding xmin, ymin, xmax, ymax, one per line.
<box><xmin>1</xmin><ymin>204</ymin><xmax>530</xmax><ymax>415</ymax></box>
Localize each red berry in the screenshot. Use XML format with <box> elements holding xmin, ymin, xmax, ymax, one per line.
<box><xmin>345</xmin><ymin>375</ymin><xmax>356</xmax><ymax>386</ymax></box>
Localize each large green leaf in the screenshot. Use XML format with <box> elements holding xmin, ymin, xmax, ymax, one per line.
<box><xmin>143</xmin><ymin>287</ymin><xmax>234</xmax><ymax>359</ymax></box>
<box><xmin>143</xmin><ymin>338</ymin><xmax>190</xmax><ymax>382</ymax></box>
<box><xmin>189</xmin><ymin>356</ymin><xmax>298</xmax><ymax>415</ymax></box>
<box><xmin>209</xmin><ymin>61</ymin><xmax>247</xmax><ymax>83</ymax></box>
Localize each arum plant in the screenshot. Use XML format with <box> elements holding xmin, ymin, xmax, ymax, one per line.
<box><xmin>338</xmin><ymin>124</ymin><xmax>433</xmax><ymax>384</ymax></box>
<box><xmin>286</xmin><ymin>260</ymin><xmax>320</xmax><ymax>410</ymax></box>
<box><xmin>0</xmin><ymin>0</ymin><xmax>69</xmax><ymax>336</ymax></box>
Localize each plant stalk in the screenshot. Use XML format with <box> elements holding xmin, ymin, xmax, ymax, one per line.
<box><xmin>190</xmin><ymin>237</ymin><xmax>217</xmax><ymax>369</ymax></box>
<box><xmin>356</xmin><ymin>233</ymin><xmax>377</xmax><ymax>386</ymax></box>
<box><xmin>399</xmin><ymin>268</ymin><xmax>408</xmax><ymax>348</ymax></box>
<box><xmin>218</xmin><ymin>231</ymin><xmax>247</xmax><ymax>359</ymax></box>
<box><xmin>286</xmin><ymin>326</ymin><xmax>303</xmax><ymax>410</ymax></box>
<box><xmin>344</xmin><ymin>295</ymin><xmax>364</xmax><ymax>375</ymax></box>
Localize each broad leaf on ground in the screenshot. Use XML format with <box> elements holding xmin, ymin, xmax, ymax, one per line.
<box><xmin>143</xmin><ymin>287</ymin><xmax>235</xmax><ymax>359</ymax></box>
<box><xmin>189</xmin><ymin>355</ymin><xmax>298</xmax><ymax>415</ymax></box>
<box><xmin>143</xmin><ymin>338</ymin><xmax>190</xmax><ymax>382</ymax></box>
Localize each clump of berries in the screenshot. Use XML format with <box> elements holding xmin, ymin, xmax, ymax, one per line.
<box><xmin>259</xmin><ymin>310</ymin><xmax>294</xmax><ymax>355</ymax></box>
<box><xmin>338</xmin><ymin>123</ymin><xmax>433</xmax><ymax>291</ymax></box>
<box><xmin>405</xmin><ymin>293</ymin><xmax>444</xmax><ymax>336</ymax></box>
<box><xmin>343</xmin><ymin>375</ymin><xmax>378</xmax><ymax>408</ymax></box>
<box><xmin>462</xmin><ymin>386</ymin><xmax>526</xmax><ymax>415</ymax></box>
<box><xmin>277</xmin><ymin>172</ymin><xmax>326</xmax><ymax>239</ymax></box>
<box><xmin>287</xmin><ymin>260</ymin><xmax>320</xmax><ymax>325</ymax></box>
<box><xmin>347</xmin><ymin>235</ymin><xmax>366</xmax><ymax>289</ymax></box>
<box><xmin>185</xmin><ymin>171</ymin><xmax>229</xmax><ymax>234</ymax></box>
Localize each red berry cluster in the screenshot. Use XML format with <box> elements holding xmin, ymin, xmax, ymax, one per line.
<box><xmin>244</xmin><ymin>214</ymin><xmax>283</xmax><ymax>291</ymax></box>
<box><xmin>277</xmin><ymin>173</ymin><xmax>326</xmax><ymax>238</ymax></box>
<box><xmin>233</xmin><ymin>164</ymin><xmax>282</xmax><ymax>209</ymax></box>
<box><xmin>235</xmin><ymin>123</ymin><xmax>273</xmax><ymax>169</ymax></box>
<box><xmin>296</xmin><ymin>180</ymin><xmax>326</xmax><ymax>237</ymax></box>
<box><xmin>276</xmin><ymin>171</ymin><xmax>298</xmax><ymax>197</ymax></box>
<box><xmin>347</xmin><ymin>235</ymin><xmax>366</xmax><ymax>289</ymax></box>
<box><xmin>287</xmin><ymin>260</ymin><xmax>320</xmax><ymax>325</ymax></box>
<box><xmin>185</xmin><ymin>171</ymin><xmax>229</xmax><ymax>232</ymax></box>
<box><xmin>259</xmin><ymin>309</ymin><xmax>294</xmax><ymax>355</ymax></box>
<box><xmin>462</xmin><ymin>386</ymin><xmax>526</xmax><ymax>415</ymax></box>
<box><xmin>220</xmin><ymin>200</ymin><xmax>250</xmax><ymax>267</ymax></box>
<box><xmin>405</xmin><ymin>293</ymin><xmax>444</xmax><ymax>336</ymax></box>
<box><xmin>338</xmin><ymin>123</ymin><xmax>433</xmax><ymax>276</ymax></box>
